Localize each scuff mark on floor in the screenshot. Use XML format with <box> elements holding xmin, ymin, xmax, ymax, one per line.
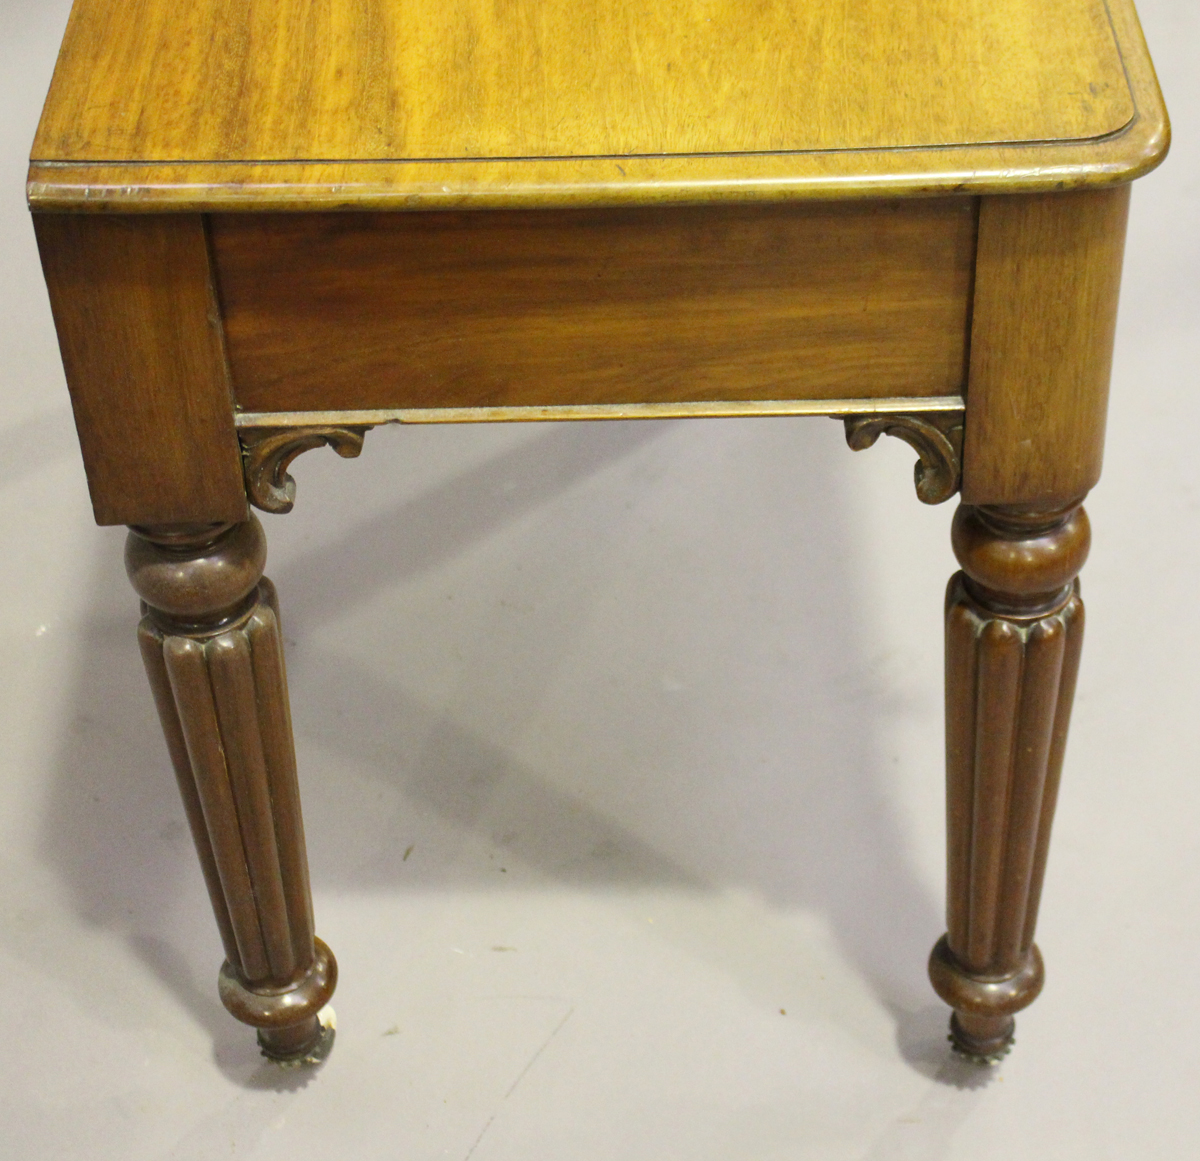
<box><xmin>462</xmin><ymin>1005</ymin><xmax>575</xmax><ymax>1160</ymax></box>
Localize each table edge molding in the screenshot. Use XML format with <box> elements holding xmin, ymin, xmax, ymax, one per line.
<box><xmin>234</xmin><ymin>397</ymin><xmax>967</xmax><ymax>429</ymax></box>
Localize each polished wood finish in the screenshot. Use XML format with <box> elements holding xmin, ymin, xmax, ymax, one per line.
<box><xmin>962</xmin><ymin>186</ymin><xmax>1132</xmax><ymax>508</ymax></box>
<box><xmin>128</xmin><ymin>518</ymin><xmax>336</xmax><ymax>1062</ymax></box>
<box><xmin>34</xmin><ymin>214</ymin><xmax>246</xmax><ymax>526</ymax></box>
<box><xmin>34</xmin><ymin>0</ymin><xmax>1134</xmax><ymax>160</ymax></box>
<box><xmin>29</xmin><ymin>0</ymin><xmax>1170</xmax><ymax>1070</ymax></box>
<box><xmin>27</xmin><ymin>0</ymin><xmax>1166</xmax><ymax>211</ymax></box>
<box><xmin>929</xmin><ymin>502</ymin><xmax>1089</xmax><ymax>1060</ymax></box>
<box><xmin>212</xmin><ymin>201</ymin><xmax>976</xmax><ymax>414</ymax></box>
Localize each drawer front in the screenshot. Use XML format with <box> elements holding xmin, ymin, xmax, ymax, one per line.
<box><xmin>211</xmin><ymin>200</ymin><xmax>976</xmax><ymax>415</ymax></box>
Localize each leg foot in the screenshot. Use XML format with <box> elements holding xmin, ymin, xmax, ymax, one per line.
<box><xmin>948</xmin><ymin>1012</ymin><xmax>1014</xmax><ymax>1063</ymax></box>
<box><xmin>258</xmin><ymin>1016</ymin><xmax>328</xmax><ymax>1063</ymax></box>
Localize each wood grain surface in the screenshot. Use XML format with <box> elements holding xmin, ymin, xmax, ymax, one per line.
<box><xmin>34</xmin><ymin>214</ymin><xmax>247</xmax><ymax>526</ymax></box>
<box><xmin>961</xmin><ymin>186</ymin><xmax>1131</xmax><ymax>507</ymax></box>
<box><xmin>211</xmin><ymin>200</ymin><xmax>977</xmax><ymax>414</ymax></box>
<box><xmin>28</xmin><ymin>0</ymin><xmax>1168</xmax><ymax>210</ymax></box>
<box><xmin>35</xmin><ymin>0</ymin><xmax>1133</xmax><ymax>161</ymax></box>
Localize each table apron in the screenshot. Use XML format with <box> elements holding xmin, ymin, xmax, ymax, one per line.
<box><xmin>209</xmin><ymin>200</ymin><xmax>977</xmax><ymax>415</ymax></box>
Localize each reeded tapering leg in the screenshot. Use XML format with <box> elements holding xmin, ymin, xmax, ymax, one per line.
<box><xmin>127</xmin><ymin>517</ymin><xmax>336</xmax><ymax>1063</ymax></box>
<box><xmin>928</xmin><ymin>501</ymin><xmax>1089</xmax><ymax>1062</ymax></box>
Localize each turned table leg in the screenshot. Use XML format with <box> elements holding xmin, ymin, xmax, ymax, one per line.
<box><xmin>126</xmin><ymin>517</ymin><xmax>336</xmax><ymax>1063</ymax></box>
<box><xmin>929</xmin><ymin>501</ymin><xmax>1089</xmax><ymax>1061</ymax></box>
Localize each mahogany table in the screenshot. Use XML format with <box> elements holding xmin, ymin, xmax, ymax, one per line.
<box><xmin>29</xmin><ymin>0</ymin><xmax>1168</xmax><ymax>1066</ymax></box>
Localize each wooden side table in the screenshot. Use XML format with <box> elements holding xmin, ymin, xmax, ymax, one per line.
<box><xmin>29</xmin><ymin>0</ymin><xmax>1168</xmax><ymax>1066</ymax></box>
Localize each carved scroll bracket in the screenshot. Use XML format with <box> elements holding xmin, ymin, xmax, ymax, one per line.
<box><xmin>240</xmin><ymin>426</ymin><xmax>373</xmax><ymax>514</ymax></box>
<box><xmin>840</xmin><ymin>411</ymin><xmax>964</xmax><ymax>504</ymax></box>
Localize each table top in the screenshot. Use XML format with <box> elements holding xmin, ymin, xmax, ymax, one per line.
<box><xmin>29</xmin><ymin>0</ymin><xmax>1168</xmax><ymax>211</ymax></box>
